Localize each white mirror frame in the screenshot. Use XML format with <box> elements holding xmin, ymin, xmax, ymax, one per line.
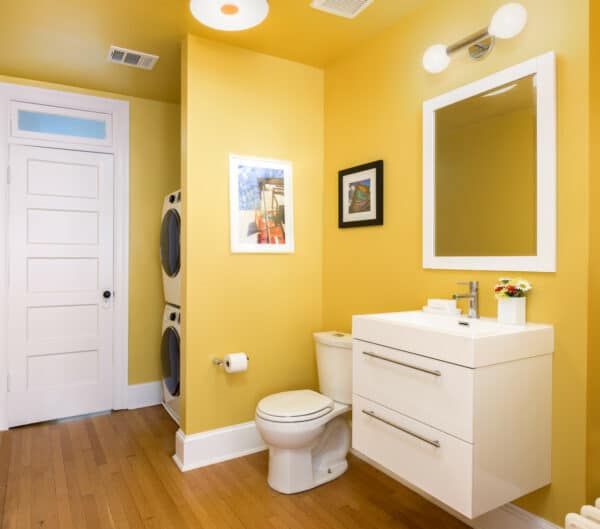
<box><xmin>423</xmin><ymin>51</ymin><xmax>556</xmax><ymax>272</ymax></box>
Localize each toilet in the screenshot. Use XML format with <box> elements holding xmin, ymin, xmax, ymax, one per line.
<box><xmin>255</xmin><ymin>331</ymin><xmax>352</xmax><ymax>494</ymax></box>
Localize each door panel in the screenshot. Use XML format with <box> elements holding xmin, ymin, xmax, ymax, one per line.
<box><xmin>27</xmin><ymin>209</ymin><xmax>99</xmax><ymax>244</ymax></box>
<box><xmin>8</xmin><ymin>145</ymin><xmax>114</xmax><ymax>427</ymax></box>
<box><xmin>27</xmin><ymin>159</ymin><xmax>99</xmax><ymax>198</ymax></box>
<box><xmin>27</xmin><ymin>304</ymin><xmax>99</xmax><ymax>341</ymax></box>
<box><xmin>27</xmin><ymin>257</ymin><xmax>99</xmax><ymax>292</ymax></box>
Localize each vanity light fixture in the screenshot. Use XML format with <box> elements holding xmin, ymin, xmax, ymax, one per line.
<box><xmin>422</xmin><ymin>2</ymin><xmax>527</xmax><ymax>74</ymax></box>
<box><xmin>190</xmin><ymin>0</ymin><xmax>269</xmax><ymax>31</ymax></box>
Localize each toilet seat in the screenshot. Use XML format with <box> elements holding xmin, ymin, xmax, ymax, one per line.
<box><xmin>257</xmin><ymin>390</ymin><xmax>333</xmax><ymax>423</ymax></box>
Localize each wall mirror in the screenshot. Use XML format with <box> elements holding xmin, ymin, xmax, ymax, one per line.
<box><xmin>422</xmin><ymin>52</ymin><xmax>556</xmax><ymax>272</ymax></box>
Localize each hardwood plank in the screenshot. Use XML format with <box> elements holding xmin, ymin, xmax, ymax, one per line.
<box><xmin>79</xmin><ymin>423</ymin><xmax>122</xmax><ymax>529</ymax></box>
<box><xmin>105</xmin><ymin>470</ymin><xmax>145</xmax><ymax>529</ymax></box>
<box><xmin>84</xmin><ymin>421</ymin><xmax>107</xmax><ymax>467</ymax></box>
<box><xmin>1</xmin><ymin>428</ymin><xmax>20</xmax><ymax>529</ymax></box>
<box><xmin>30</xmin><ymin>424</ymin><xmax>59</xmax><ymax>529</ymax></box>
<box><xmin>81</xmin><ymin>494</ymin><xmax>102</xmax><ymax>529</ymax></box>
<box><xmin>0</xmin><ymin>431</ymin><xmax>12</xmax><ymax>524</ymax></box>
<box><xmin>50</xmin><ymin>425</ymin><xmax>75</xmax><ymax>529</ymax></box>
<box><xmin>62</xmin><ymin>458</ymin><xmax>89</xmax><ymax>529</ymax></box>
<box><xmin>188</xmin><ymin>467</ymin><xmax>247</xmax><ymax>529</ymax></box>
<box><xmin>67</xmin><ymin>421</ymin><xmax>94</xmax><ymax>497</ymax></box>
<box><xmin>17</xmin><ymin>427</ymin><xmax>32</xmax><ymax>529</ymax></box>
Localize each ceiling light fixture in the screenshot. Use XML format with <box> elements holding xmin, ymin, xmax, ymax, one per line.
<box><xmin>422</xmin><ymin>2</ymin><xmax>528</xmax><ymax>74</ymax></box>
<box><xmin>190</xmin><ymin>0</ymin><xmax>269</xmax><ymax>31</ymax></box>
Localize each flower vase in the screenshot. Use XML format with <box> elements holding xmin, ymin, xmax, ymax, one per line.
<box><xmin>497</xmin><ymin>297</ymin><xmax>526</xmax><ymax>325</ymax></box>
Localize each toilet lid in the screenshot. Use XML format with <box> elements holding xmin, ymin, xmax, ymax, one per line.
<box><xmin>257</xmin><ymin>390</ymin><xmax>333</xmax><ymax>421</ymax></box>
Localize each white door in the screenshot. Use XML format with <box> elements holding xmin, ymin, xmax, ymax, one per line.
<box><xmin>7</xmin><ymin>145</ymin><xmax>114</xmax><ymax>427</ymax></box>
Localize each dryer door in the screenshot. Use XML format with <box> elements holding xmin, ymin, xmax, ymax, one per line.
<box><xmin>161</xmin><ymin>326</ymin><xmax>180</xmax><ymax>396</ymax></box>
<box><xmin>161</xmin><ymin>209</ymin><xmax>181</xmax><ymax>278</ymax></box>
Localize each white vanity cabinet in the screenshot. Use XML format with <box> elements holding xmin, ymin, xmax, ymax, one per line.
<box><xmin>351</xmin><ymin>311</ymin><xmax>553</xmax><ymax>519</ymax></box>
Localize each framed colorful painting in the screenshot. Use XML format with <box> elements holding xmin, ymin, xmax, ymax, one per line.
<box><xmin>338</xmin><ymin>160</ymin><xmax>383</xmax><ymax>228</ymax></box>
<box><xmin>229</xmin><ymin>154</ymin><xmax>295</xmax><ymax>253</ymax></box>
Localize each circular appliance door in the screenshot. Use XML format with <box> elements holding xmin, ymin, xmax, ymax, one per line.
<box><xmin>161</xmin><ymin>209</ymin><xmax>181</xmax><ymax>278</ymax></box>
<box><xmin>161</xmin><ymin>326</ymin><xmax>180</xmax><ymax>397</ymax></box>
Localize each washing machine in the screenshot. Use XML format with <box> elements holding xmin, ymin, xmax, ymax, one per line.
<box><xmin>161</xmin><ymin>304</ymin><xmax>181</xmax><ymax>424</ymax></box>
<box><xmin>161</xmin><ymin>190</ymin><xmax>181</xmax><ymax>307</ymax></box>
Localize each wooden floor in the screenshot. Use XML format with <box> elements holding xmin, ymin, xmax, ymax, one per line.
<box><xmin>0</xmin><ymin>406</ymin><xmax>469</xmax><ymax>529</ymax></box>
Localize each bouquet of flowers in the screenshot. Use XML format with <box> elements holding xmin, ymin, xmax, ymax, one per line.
<box><xmin>494</xmin><ymin>278</ymin><xmax>532</xmax><ymax>299</ymax></box>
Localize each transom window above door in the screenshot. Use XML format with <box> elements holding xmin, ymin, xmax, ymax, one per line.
<box><xmin>10</xmin><ymin>101</ymin><xmax>113</xmax><ymax>146</ymax></box>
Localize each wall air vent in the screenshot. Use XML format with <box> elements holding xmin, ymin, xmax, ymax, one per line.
<box><xmin>107</xmin><ymin>46</ymin><xmax>159</xmax><ymax>71</ymax></box>
<box><xmin>310</xmin><ymin>0</ymin><xmax>374</xmax><ymax>19</ymax></box>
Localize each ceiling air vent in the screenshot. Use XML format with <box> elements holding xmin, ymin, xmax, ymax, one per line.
<box><xmin>107</xmin><ymin>45</ymin><xmax>159</xmax><ymax>71</ymax></box>
<box><xmin>310</xmin><ymin>0</ymin><xmax>374</xmax><ymax>19</ymax></box>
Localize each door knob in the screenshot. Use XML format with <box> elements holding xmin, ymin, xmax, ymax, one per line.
<box><xmin>103</xmin><ymin>290</ymin><xmax>112</xmax><ymax>299</ymax></box>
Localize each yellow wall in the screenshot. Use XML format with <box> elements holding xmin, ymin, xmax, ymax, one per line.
<box><xmin>588</xmin><ymin>0</ymin><xmax>600</xmax><ymax>504</ymax></box>
<box><xmin>128</xmin><ymin>98</ymin><xmax>180</xmax><ymax>384</ymax></box>
<box><xmin>323</xmin><ymin>0</ymin><xmax>588</xmax><ymax>524</ymax></box>
<box><xmin>436</xmin><ymin>107</ymin><xmax>537</xmax><ymax>256</ymax></box>
<box><xmin>0</xmin><ymin>73</ymin><xmax>181</xmax><ymax>385</ymax></box>
<box><xmin>181</xmin><ymin>36</ymin><xmax>324</xmax><ymax>433</ymax></box>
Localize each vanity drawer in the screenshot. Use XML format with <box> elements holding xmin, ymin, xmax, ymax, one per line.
<box><xmin>353</xmin><ymin>395</ymin><xmax>474</xmax><ymax>518</ymax></box>
<box><xmin>353</xmin><ymin>340</ymin><xmax>474</xmax><ymax>442</ymax></box>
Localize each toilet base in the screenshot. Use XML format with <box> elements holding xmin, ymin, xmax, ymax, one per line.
<box><xmin>267</xmin><ymin>416</ymin><xmax>350</xmax><ymax>494</ymax></box>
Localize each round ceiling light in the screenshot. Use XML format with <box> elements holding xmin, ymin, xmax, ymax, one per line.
<box><xmin>190</xmin><ymin>0</ymin><xmax>269</xmax><ymax>32</ymax></box>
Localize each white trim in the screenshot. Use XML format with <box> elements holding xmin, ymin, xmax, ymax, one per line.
<box><xmin>422</xmin><ymin>51</ymin><xmax>557</xmax><ymax>272</ymax></box>
<box><xmin>0</xmin><ymin>81</ymin><xmax>130</xmax><ymax>429</ymax></box>
<box><xmin>111</xmin><ymin>96</ymin><xmax>130</xmax><ymax>411</ymax></box>
<box><xmin>173</xmin><ymin>421</ymin><xmax>267</xmax><ymax>472</ymax></box>
<box><xmin>351</xmin><ymin>449</ymin><xmax>559</xmax><ymax>529</ymax></box>
<box><xmin>470</xmin><ymin>503</ymin><xmax>561</xmax><ymax>529</ymax></box>
<box><xmin>128</xmin><ymin>381</ymin><xmax>162</xmax><ymax>410</ymax></box>
<box><xmin>0</xmin><ymin>94</ymin><xmax>7</xmax><ymax>431</ymax></box>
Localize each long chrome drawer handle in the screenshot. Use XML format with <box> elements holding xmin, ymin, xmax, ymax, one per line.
<box><xmin>362</xmin><ymin>410</ymin><xmax>441</xmax><ymax>448</ymax></box>
<box><xmin>362</xmin><ymin>351</ymin><xmax>442</xmax><ymax>377</ymax></box>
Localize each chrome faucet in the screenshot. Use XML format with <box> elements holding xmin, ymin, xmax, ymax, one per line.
<box><xmin>453</xmin><ymin>281</ymin><xmax>479</xmax><ymax>319</ymax></box>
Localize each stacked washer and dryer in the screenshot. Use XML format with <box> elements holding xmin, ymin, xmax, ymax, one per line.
<box><xmin>160</xmin><ymin>190</ymin><xmax>182</xmax><ymax>424</ymax></box>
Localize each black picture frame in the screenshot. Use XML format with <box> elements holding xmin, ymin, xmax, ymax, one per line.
<box><xmin>338</xmin><ymin>160</ymin><xmax>384</xmax><ymax>228</ymax></box>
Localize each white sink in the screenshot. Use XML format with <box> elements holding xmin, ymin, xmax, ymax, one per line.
<box><xmin>352</xmin><ymin>310</ymin><xmax>553</xmax><ymax>367</ymax></box>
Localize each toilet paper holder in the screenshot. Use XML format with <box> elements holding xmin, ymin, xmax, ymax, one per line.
<box><xmin>212</xmin><ymin>354</ymin><xmax>249</xmax><ymax>367</ymax></box>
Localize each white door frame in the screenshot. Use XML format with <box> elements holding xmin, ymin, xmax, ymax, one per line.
<box><xmin>0</xmin><ymin>82</ymin><xmax>130</xmax><ymax>430</ymax></box>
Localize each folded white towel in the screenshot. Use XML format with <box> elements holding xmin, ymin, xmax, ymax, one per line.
<box><xmin>422</xmin><ymin>306</ymin><xmax>462</xmax><ymax>316</ymax></box>
<box><xmin>426</xmin><ymin>298</ymin><xmax>458</xmax><ymax>311</ymax></box>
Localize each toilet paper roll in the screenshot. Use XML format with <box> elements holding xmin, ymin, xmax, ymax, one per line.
<box><xmin>224</xmin><ymin>353</ymin><xmax>249</xmax><ymax>373</ymax></box>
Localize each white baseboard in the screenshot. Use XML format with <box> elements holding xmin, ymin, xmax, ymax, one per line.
<box><xmin>128</xmin><ymin>381</ymin><xmax>162</xmax><ymax>410</ymax></box>
<box><xmin>173</xmin><ymin>421</ymin><xmax>267</xmax><ymax>472</ymax></box>
<box><xmin>350</xmin><ymin>449</ymin><xmax>560</xmax><ymax>529</ymax></box>
<box><xmin>470</xmin><ymin>503</ymin><xmax>561</xmax><ymax>529</ymax></box>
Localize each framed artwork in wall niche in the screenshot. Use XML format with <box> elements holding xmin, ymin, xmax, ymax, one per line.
<box><xmin>229</xmin><ymin>154</ymin><xmax>295</xmax><ymax>253</ymax></box>
<box><xmin>338</xmin><ymin>160</ymin><xmax>384</xmax><ymax>228</ymax></box>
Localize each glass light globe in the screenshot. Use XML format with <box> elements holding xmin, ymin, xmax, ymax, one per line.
<box><xmin>423</xmin><ymin>44</ymin><xmax>450</xmax><ymax>74</ymax></box>
<box><xmin>190</xmin><ymin>0</ymin><xmax>269</xmax><ymax>32</ymax></box>
<box><xmin>488</xmin><ymin>3</ymin><xmax>528</xmax><ymax>39</ymax></box>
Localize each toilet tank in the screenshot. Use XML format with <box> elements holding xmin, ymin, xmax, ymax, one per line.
<box><xmin>313</xmin><ymin>331</ymin><xmax>352</xmax><ymax>405</ymax></box>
